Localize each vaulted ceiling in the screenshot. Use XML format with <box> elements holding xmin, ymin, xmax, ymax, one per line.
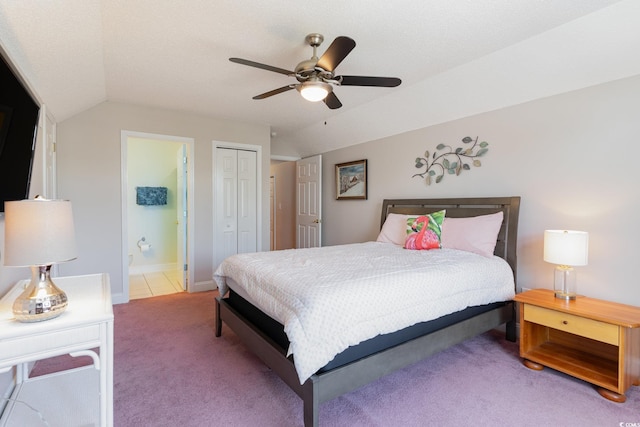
<box><xmin>0</xmin><ymin>1</ymin><xmax>638</xmax><ymax>157</ymax></box>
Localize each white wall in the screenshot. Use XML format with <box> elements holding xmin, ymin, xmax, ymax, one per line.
<box><xmin>320</xmin><ymin>74</ymin><xmax>640</xmax><ymax>307</ymax></box>
<box><xmin>55</xmin><ymin>101</ymin><xmax>271</xmax><ymax>302</ymax></box>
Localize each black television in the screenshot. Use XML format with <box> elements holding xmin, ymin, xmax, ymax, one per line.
<box><xmin>0</xmin><ymin>51</ymin><xmax>40</xmax><ymax>213</ymax></box>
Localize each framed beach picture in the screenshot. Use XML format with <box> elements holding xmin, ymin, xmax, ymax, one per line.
<box><xmin>335</xmin><ymin>159</ymin><xmax>367</xmax><ymax>200</ymax></box>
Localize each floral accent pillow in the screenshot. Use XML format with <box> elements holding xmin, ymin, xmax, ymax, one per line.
<box><xmin>404</xmin><ymin>210</ymin><xmax>446</xmax><ymax>250</ymax></box>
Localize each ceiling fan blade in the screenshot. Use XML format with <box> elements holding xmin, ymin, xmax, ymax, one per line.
<box><xmin>339</xmin><ymin>75</ymin><xmax>402</xmax><ymax>87</ymax></box>
<box><xmin>316</xmin><ymin>36</ymin><xmax>356</xmax><ymax>72</ymax></box>
<box><xmin>324</xmin><ymin>91</ymin><xmax>342</xmax><ymax>109</ymax></box>
<box><xmin>229</xmin><ymin>58</ymin><xmax>294</xmax><ymax>76</ymax></box>
<box><xmin>253</xmin><ymin>85</ymin><xmax>295</xmax><ymax>100</ymax></box>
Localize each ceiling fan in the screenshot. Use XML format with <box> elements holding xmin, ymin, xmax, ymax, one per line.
<box><xmin>229</xmin><ymin>33</ymin><xmax>401</xmax><ymax>109</ymax></box>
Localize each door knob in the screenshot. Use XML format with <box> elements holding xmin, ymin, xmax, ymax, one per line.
<box><xmin>313</xmin><ymin>219</ymin><xmax>321</xmax><ymax>224</ymax></box>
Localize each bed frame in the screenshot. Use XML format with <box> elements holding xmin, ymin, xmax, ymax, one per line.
<box><xmin>215</xmin><ymin>196</ymin><xmax>520</xmax><ymax>426</ymax></box>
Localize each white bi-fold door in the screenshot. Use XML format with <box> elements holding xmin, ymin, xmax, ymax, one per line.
<box><xmin>214</xmin><ymin>147</ymin><xmax>257</xmax><ymax>269</ymax></box>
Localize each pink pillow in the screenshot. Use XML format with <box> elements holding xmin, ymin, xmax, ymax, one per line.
<box><xmin>440</xmin><ymin>211</ymin><xmax>503</xmax><ymax>257</ymax></box>
<box><xmin>376</xmin><ymin>213</ymin><xmax>408</xmax><ymax>246</ymax></box>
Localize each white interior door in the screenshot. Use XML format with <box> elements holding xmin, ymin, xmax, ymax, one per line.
<box><xmin>296</xmin><ymin>155</ymin><xmax>322</xmax><ymax>248</ymax></box>
<box><xmin>44</xmin><ymin>115</ymin><xmax>57</xmax><ymax>198</ymax></box>
<box><xmin>176</xmin><ymin>145</ymin><xmax>187</xmax><ymax>290</ymax></box>
<box><xmin>214</xmin><ymin>147</ymin><xmax>257</xmax><ymax>269</ymax></box>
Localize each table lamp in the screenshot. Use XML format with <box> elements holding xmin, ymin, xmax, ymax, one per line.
<box><xmin>3</xmin><ymin>197</ymin><xmax>77</xmax><ymax>322</ymax></box>
<box><xmin>543</xmin><ymin>229</ymin><xmax>589</xmax><ymax>300</ymax></box>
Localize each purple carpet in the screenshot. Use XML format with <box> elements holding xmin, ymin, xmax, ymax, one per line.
<box><xmin>33</xmin><ymin>291</ymin><xmax>640</xmax><ymax>426</ymax></box>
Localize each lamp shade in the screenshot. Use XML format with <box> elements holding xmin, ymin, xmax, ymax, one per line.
<box><xmin>299</xmin><ymin>80</ymin><xmax>331</xmax><ymax>102</ymax></box>
<box><xmin>3</xmin><ymin>198</ymin><xmax>77</xmax><ymax>267</ymax></box>
<box><xmin>543</xmin><ymin>230</ymin><xmax>588</xmax><ymax>267</ymax></box>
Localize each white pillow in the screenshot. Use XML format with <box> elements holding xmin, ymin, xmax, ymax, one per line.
<box><xmin>376</xmin><ymin>213</ymin><xmax>408</xmax><ymax>246</ymax></box>
<box><xmin>440</xmin><ymin>211</ymin><xmax>504</xmax><ymax>257</ymax></box>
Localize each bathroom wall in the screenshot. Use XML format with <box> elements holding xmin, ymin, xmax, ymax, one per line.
<box><xmin>127</xmin><ymin>137</ymin><xmax>180</xmax><ymax>273</ymax></box>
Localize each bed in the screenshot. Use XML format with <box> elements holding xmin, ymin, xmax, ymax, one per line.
<box><xmin>214</xmin><ymin>196</ymin><xmax>520</xmax><ymax>426</ymax></box>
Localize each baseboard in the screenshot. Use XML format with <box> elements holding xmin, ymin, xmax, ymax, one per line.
<box><xmin>111</xmin><ymin>279</ymin><xmax>214</xmax><ymax>305</ymax></box>
<box><xmin>191</xmin><ymin>279</ymin><xmax>216</xmax><ymax>293</ymax></box>
<box><xmin>112</xmin><ymin>292</ymin><xmax>127</xmax><ymax>305</ymax></box>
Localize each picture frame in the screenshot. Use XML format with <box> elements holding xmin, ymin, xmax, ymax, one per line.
<box><xmin>335</xmin><ymin>159</ymin><xmax>367</xmax><ymax>200</ymax></box>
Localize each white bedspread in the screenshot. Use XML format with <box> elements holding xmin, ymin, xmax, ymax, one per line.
<box><xmin>214</xmin><ymin>241</ymin><xmax>515</xmax><ymax>383</ymax></box>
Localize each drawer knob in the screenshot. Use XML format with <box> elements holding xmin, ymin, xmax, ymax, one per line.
<box><xmin>562</xmin><ymin>320</ymin><xmax>569</xmax><ymax>325</ymax></box>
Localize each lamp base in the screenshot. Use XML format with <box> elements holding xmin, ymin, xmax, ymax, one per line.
<box><xmin>554</xmin><ymin>291</ymin><xmax>577</xmax><ymax>300</ymax></box>
<box><xmin>12</xmin><ymin>265</ymin><xmax>68</xmax><ymax>322</ymax></box>
<box><xmin>553</xmin><ymin>264</ymin><xmax>578</xmax><ymax>301</ymax></box>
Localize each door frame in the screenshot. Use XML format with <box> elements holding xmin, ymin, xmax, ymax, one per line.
<box><xmin>120</xmin><ymin>130</ymin><xmax>195</xmax><ymax>302</ymax></box>
<box><xmin>212</xmin><ymin>140</ymin><xmax>263</xmax><ymax>269</ymax></box>
<box><xmin>270</xmin><ymin>175</ymin><xmax>276</xmax><ymax>251</ymax></box>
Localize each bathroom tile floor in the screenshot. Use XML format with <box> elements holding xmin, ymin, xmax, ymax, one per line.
<box><xmin>129</xmin><ymin>270</ymin><xmax>184</xmax><ymax>300</ymax></box>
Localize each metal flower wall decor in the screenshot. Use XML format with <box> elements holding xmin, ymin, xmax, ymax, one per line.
<box><xmin>412</xmin><ymin>136</ymin><xmax>489</xmax><ymax>185</ymax></box>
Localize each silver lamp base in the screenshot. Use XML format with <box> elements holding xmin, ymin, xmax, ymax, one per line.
<box><xmin>12</xmin><ymin>265</ymin><xmax>68</xmax><ymax>322</ymax></box>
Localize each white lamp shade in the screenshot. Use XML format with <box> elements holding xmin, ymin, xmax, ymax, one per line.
<box><xmin>299</xmin><ymin>81</ymin><xmax>331</xmax><ymax>102</ymax></box>
<box><xmin>3</xmin><ymin>199</ymin><xmax>77</xmax><ymax>266</ymax></box>
<box><xmin>543</xmin><ymin>230</ymin><xmax>588</xmax><ymax>266</ymax></box>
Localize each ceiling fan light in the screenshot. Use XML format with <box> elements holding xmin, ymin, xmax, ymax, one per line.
<box><xmin>299</xmin><ymin>81</ymin><xmax>331</xmax><ymax>102</ymax></box>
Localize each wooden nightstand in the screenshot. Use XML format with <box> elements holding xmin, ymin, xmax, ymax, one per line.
<box><xmin>514</xmin><ymin>289</ymin><xmax>640</xmax><ymax>403</ymax></box>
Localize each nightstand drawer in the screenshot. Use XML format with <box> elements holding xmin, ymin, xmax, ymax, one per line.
<box><xmin>524</xmin><ymin>304</ymin><xmax>619</xmax><ymax>345</ymax></box>
<box><xmin>0</xmin><ymin>323</ymin><xmax>102</xmax><ymax>364</ymax></box>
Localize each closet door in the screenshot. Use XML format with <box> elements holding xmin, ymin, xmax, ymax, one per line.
<box><xmin>236</xmin><ymin>149</ymin><xmax>257</xmax><ymax>254</ymax></box>
<box><xmin>214</xmin><ymin>148</ymin><xmax>257</xmax><ymax>269</ymax></box>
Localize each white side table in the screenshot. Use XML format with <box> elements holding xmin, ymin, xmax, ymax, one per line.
<box><xmin>0</xmin><ymin>273</ymin><xmax>113</xmax><ymax>426</ymax></box>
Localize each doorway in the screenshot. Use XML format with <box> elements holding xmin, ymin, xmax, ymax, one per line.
<box><xmin>120</xmin><ymin>131</ymin><xmax>195</xmax><ymax>301</ymax></box>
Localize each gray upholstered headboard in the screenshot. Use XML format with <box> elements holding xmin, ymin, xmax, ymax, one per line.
<box><xmin>380</xmin><ymin>197</ymin><xmax>521</xmax><ymax>281</ymax></box>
